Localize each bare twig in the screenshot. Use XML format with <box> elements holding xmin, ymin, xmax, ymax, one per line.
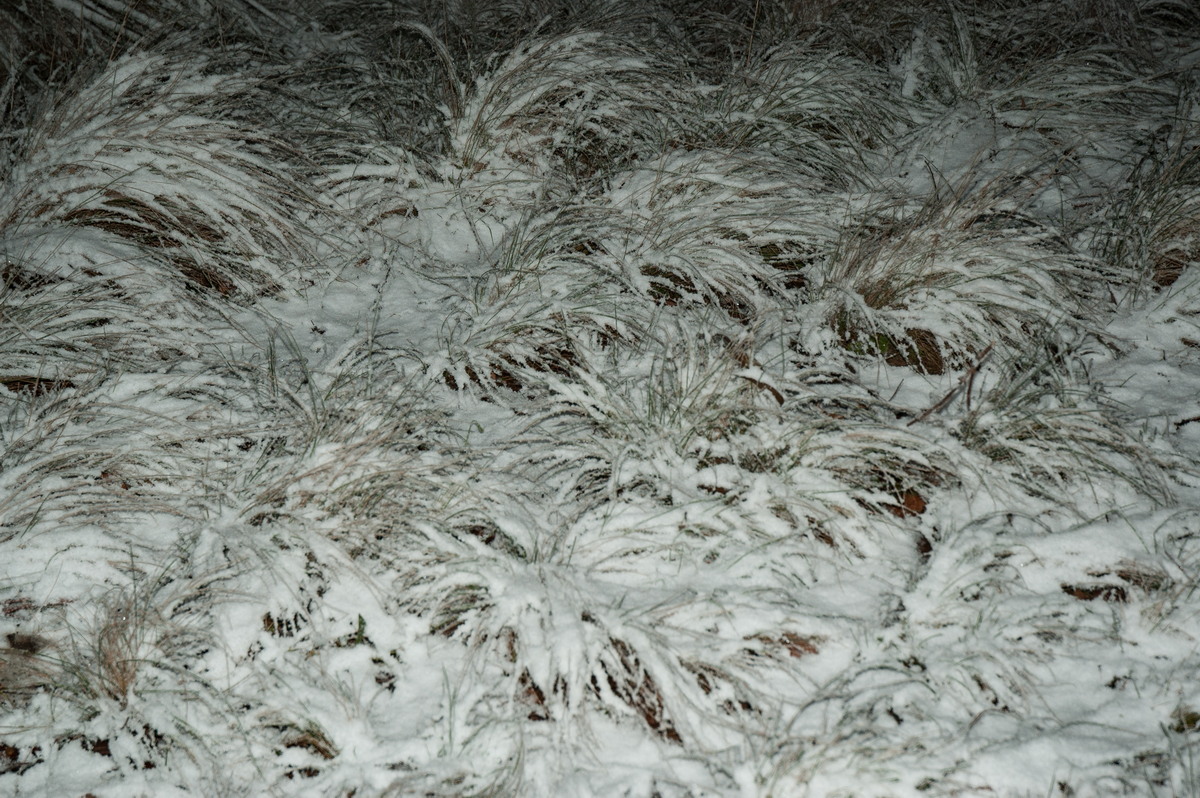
<box><xmin>907</xmin><ymin>342</ymin><xmax>994</xmax><ymax>426</ymax></box>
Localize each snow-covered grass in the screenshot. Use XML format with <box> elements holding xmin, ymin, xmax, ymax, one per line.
<box><xmin>2</xmin><ymin>1</ymin><xmax>1200</xmax><ymax>795</ymax></box>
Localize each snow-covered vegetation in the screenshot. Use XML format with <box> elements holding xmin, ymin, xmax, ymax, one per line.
<box><xmin>2</xmin><ymin>1</ymin><xmax>1200</xmax><ymax>794</ymax></box>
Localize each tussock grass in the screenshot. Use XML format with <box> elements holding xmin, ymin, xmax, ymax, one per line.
<box><xmin>1099</xmin><ymin>115</ymin><xmax>1200</xmax><ymax>301</ymax></box>
<box><xmin>3</xmin><ymin>1</ymin><xmax>1200</xmax><ymax>795</ymax></box>
<box><xmin>2</xmin><ymin>51</ymin><xmax>321</xmax><ymax>302</ymax></box>
<box><xmin>811</xmin><ymin>175</ymin><xmax>1112</xmax><ymax>375</ymax></box>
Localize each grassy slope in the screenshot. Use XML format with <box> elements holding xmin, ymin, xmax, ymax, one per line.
<box><xmin>2</xmin><ymin>1</ymin><xmax>1200</xmax><ymax>795</ymax></box>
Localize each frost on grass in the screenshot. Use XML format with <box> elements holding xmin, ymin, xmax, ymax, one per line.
<box><xmin>3</xmin><ymin>1</ymin><xmax>1200</xmax><ymax>796</ymax></box>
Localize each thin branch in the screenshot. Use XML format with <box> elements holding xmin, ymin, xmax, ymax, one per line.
<box><xmin>907</xmin><ymin>342</ymin><xmax>994</xmax><ymax>426</ymax></box>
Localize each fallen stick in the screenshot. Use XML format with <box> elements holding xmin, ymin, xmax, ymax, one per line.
<box><xmin>907</xmin><ymin>342</ymin><xmax>994</xmax><ymax>426</ymax></box>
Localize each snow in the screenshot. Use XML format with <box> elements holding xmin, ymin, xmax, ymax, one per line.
<box><xmin>3</xmin><ymin>2</ymin><xmax>1200</xmax><ymax>796</ymax></box>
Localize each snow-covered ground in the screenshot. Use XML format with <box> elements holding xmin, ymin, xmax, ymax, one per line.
<box><xmin>2</xmin><ymin>2</ymin><xmax>1200</xmax><ymax>795</ymax></box>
